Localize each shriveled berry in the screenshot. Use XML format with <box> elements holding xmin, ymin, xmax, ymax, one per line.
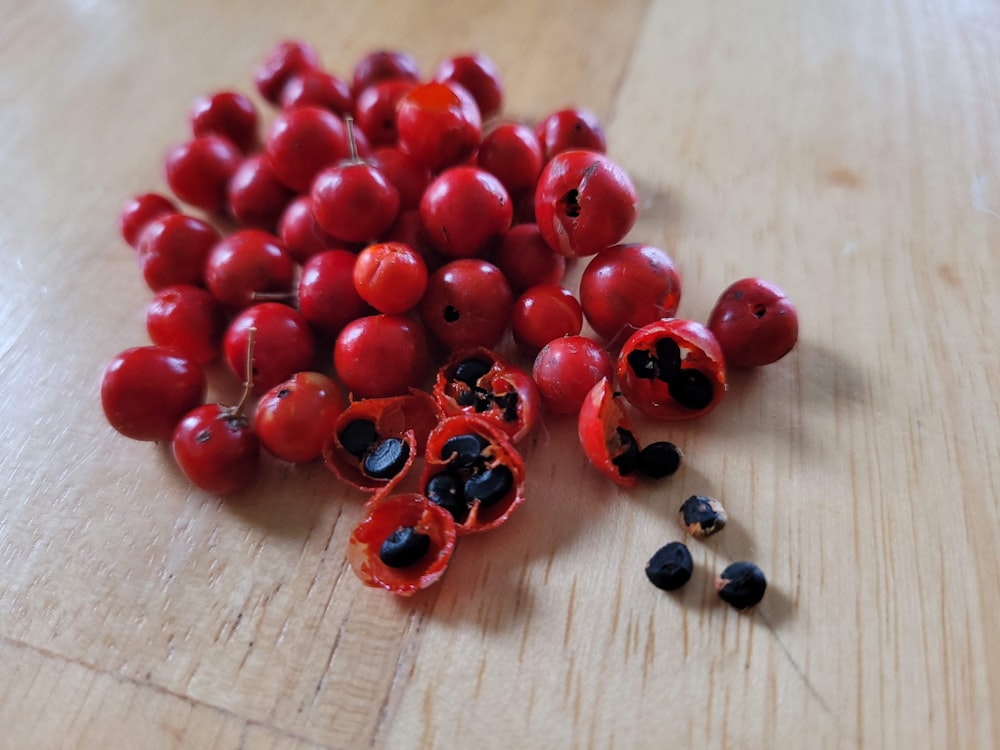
<box><xmin>339</xmin><ymin>419</ymin><xmax>378</xmax><ymax>457</ymax></box>
<box><xmin>363</xmin><ymin>437</ymin><xmax>410</xmax><ymax>479</ymax></box>
<box><xmin>425</xmin><ymin>472</ymin><xmax>468</xmax><ymax>522</ymax></box>
<box><xmin>637</xmin><ymin>442</ymin><xmax>682</xmax><ymax>478</ymax></box>
<box><xmin>441</xmin><ymin>433</ymin><xmax>488</xmax><ymax>469</ymax></box>
<box><xmin>645</xmin><ymin>542</ymin><xmax>693</xmax><ymax>591</ymax></box>
<box><xmin>379</xmin><ymin>526</ymin><xmax>430</xmax><ymax>568</ymax></box>
<box><xmin>716</xmin><ymin>562</ymin><xmax>767</xmax><ymax>611</ymax></box>
<box><xmin>679</xmin><ymin>495</ymin><xmax>728</xmax><ymax>538</ymax></box>
<box><xmin>463</xmin><ymin>465</ymin><xmax>513</xmax><ymax>507</ymax></box>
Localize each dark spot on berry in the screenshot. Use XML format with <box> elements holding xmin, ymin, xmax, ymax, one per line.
<box><xmin>638</xmin><ymin>441</ymin><xmax>682</xmax><ymax>479</ymax></box>
<box><xmin>277</xmin><ymin>388</ymin><xmax>291</xmax><ymax>399</ymax></box>
<box><xmin>645</xmin><ymin>541</ymin><xmax>693</xmax><ymax>591</ymax></box>
<box><xmin>464</xmin><ymin>464</ymin><xmax>514</xmax><ymax>507</ymax></box>
<box><xmin>339</xmin><ymin>419</ymin><xmax>378</xmax><ymax>458</ymax></box>
<box><xmin>668</xmin><ymin>369</ymin><xmax>714</xmax><ymax>410</ymax></box>
<box><xmin>610</xmin><ymin>427</ymin><xmax>640</xmax><ymax>476</ymax></box>
<box><xmin>561</xmin><ymin>189</ymin><xmax>582</xmax><ymax>218</ymax></box>
<box><xmin>441</xmin><ymin>433</ymin><xmax>488</xmax><ymax>469</ymax></box>
<box><xmin>378</xmin><ymin>526</ymin><xmax>430</xmax><ymax>568</ymax></box>
<box><xmin>626</xmin><ymin>349</ymin><xmax>658</xmax><ymax>379</ymax></box>
<box><xmin>444</xmin><ymin>305</ymin><xmax>460</xmax><ymax>322</ymax></box>
<box><xmin>362</xmin><ymin>437</ymin><xmax>409</xmax><ymax>479</ymax></box>
<box><xmin>679</xmin><ymin>495</ymin><xmax>727</xmax><ymax>538</ymax></box>
<box><xmin>654</xmin><ymin>337</ymin><xmax>682</xmax><ymax>380</ymax></box>
<box><xmin>453</xmin><ymin>357</ymin><xmax>491</xmax><ymax>386</ymax></box>
<box><xmin>752</xmin><ymin>304</ymin><xmax>767</xmax><ymax>319</ymax></box>
<box><xmin>196</xmin><ymin>429</ymin><xmax>212</xmax><ymax>444</ymax></box>
<box><xmin>716</xmin><ymin>562</ymin><xmax>767</xmax><ymax>610</ymax></box>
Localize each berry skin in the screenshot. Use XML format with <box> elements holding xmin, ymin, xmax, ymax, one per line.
<box><xmin>101</xmin><ymin>346</ymin><xmax>205</xmax><ymax>442</ymax></box>
<box><xmin>334</xmin><ymin>314</ymin><xmax>430</xmax><ymax>398</ymax></box>
<box><xmin>419</xmin><ymin>259</ymin><xmax>513</xmax><ymax>351</ymax></box>
<box><xmin>532</xmin><ymin>335</ymin><xmax>612</xmax><ymax>415</ymax></box>
<box><xmin>223</xmin><ymin>303</ymin><xmax>316</xmax><ymax>395</ymax></box>
<box><xmin>477</xmin><ymin>122</ymin><xmax>544</xmax><ymax>199</ymax></box>
<box><xmin>264</xmin><ymin>107</ymin><xmax>350</xmax><ymax>193</ymax></box>
<box><xmin>172</xmin><ymin>404</ymin><xmax>260</xmax><ymax>495</ymax></box>
<box><xmin>227</xmin><ymin>155</ymin><xmax>294</xmax><ymax>229</ymax></box>
<box><xmin>137</xmin><ymin>213</ymin><xmax>220</xmax><ymax>291</ymax></box>
<box><xmin>205</xmin><ymin>229</ymin><xmax>295</xmax><ymax>310</ymax></box>
<box><xmin>254</xmin><ymin>372</ymin><xmax>344</xmax><ymax>463</ymax></box>
<box><xmin>397</xmin><ymin>82</ymin><xmax>482</xmax><ymax>172</ymax></box>
<box><xmin>164</xmin><ymin>135</ymin><xmax>241</xmax><ymax>213</ymax></box>
<box><xmin>354</xmin><ymin>81</ymin><xmax>416</xmax><ymax>148</ymax></box>
<box><xmin>420</xmin><ymin>167</ymin><xmax>512</xmax><ymax>258</ymax></box>
<box><xmin>351</xmin><ymin>49</ymin><xmax>421</xmax><ymax>99</ymax></box>
<box><xmin>534</xmin><ymin>150</ymin><xmax>638</xmax><ymax>258</ymax></box>
<box><xmin>311</xmin><ymin>157</ymin><xmax>400</xmax><ymax>243</ymax></box>
<box><xmin>353</xmin><ymin>242</ymin><xmax>428</xmax><ymax>314</ymax></box>
<box><xmin>577</xmin><ymin>378</ymin><xmax>641</xmax><ymax>487</ymax></box>
<box><xmin>432</xmin><ymin>53</ymin><xmax>504</xmax><ymax>120</ymax></box>
<box><xmin>279</xmin><ymin>70</ymin><xmax>353</xmax><ymax>116</ymax></box>
<box><xmin>298</xmin><ymin>249</ymin><xmax>372</xmax><ymax>336</ymax></box>
<box><xmin>146</xmin><ymin>285</ymin><xmax>228</xmax><ymax>365</ymax></box>
<box><xmin>511</xmin><ymin>285</ymin><xmax>583</xmax><ymax>353</ymax></box>
<box><xmin>707</xmin><ymin>278</ymin><xmax>799</xmax><ymax>367</ymax></box>
<box><xmin>536</xmin><ymin>107</ymin><xmax>606</xmax><ymax>160</ymax></box>
<box><xmin>489</xmin><ymin>223</ymin><xmax>566</xmax><ymax>294</ymax></box>
<box><xmin>255</xmin><ymin>39</ymin><xmax>322</xmax><ymax>103</ymax></box>
<box><xmin>119</xmin><ymin>193</ymin><xmax>177</xmax><ymax>248</ymax></box>
<box><xmin>579</xmin><ymin>243</ymin><xmax>682</xmax><ymax>344</ymax></box>
<box><xmin>190</xmin><ymin>91</ymin><xmax>259</xmax><ymax>154</ymax></box>
<box><xmin>370</xmin><ymin>148</ymin><xmax>431</xmax><ymax>211</ymax></box>
<box><xmin>277</xmin><ymin>197</ymin><xmax>339</xmax><ymax>264</ymax></box>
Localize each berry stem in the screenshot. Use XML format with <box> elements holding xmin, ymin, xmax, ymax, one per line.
<box><xmin>232</xmin><ymin>327</ymin><xmax>256</xmax><ymax>415</ymax></box>
<box><xmin>346</xmin><ymin>115</ymin><xmax>360</xmax><ymax>164</ymax></box>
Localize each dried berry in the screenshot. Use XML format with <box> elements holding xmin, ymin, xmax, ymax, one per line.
<box><xmin>679</xmin><ymin>495</ymin><xmax>728</xmax><ymax>538</ymax></box>
<box><xmin>716</xmin><ymin>562</ymin><xmax>767</xmax><ymax>611</ymax></box>
<box><xmin>645</xmin><ymin>541</ymin><xmax>693</xmax><ymax>591</ymax></box>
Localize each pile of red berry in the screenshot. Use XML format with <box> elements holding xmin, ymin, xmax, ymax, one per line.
<box><xmin>101</xmin><ymin>40</ymin><xmax>798</xmax><ymax>600</ymax></box>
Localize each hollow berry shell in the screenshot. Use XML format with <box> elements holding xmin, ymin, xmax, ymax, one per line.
<box><xmin>577</xmin><ymin>378</ymin><xmax>640</xmax><ymax>488</ymax></box>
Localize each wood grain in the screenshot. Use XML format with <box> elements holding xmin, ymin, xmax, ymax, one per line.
<box><xmin>2</xmin><ymin>0</ymin><xmax>998</xmax><ymax>748</ymax></box>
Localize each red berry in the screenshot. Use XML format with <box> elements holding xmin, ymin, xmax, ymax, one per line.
<box><xmin>380</xmin><ymin>209</ymin><xmax>449</xmax><ymax>272</ymax></box>
<box><xmin>477</xmin><ymin>122</ymin><xmax>544</xmax><ymax>198</ymax></box>
<box><xmin>190</xmin><ymin>91</ymin><xmax>259</xmax><ymax>154</ymax></box>
<box><xmin>101</xmin><ymin>346</ymin><xmax>205</xmax><ymax>441</ymax></box>
<box><xmin>254</xmin><ymin>372</ymin><xmax>344</xmax><ymax>462</ymax></box>
<box><xmin>298</xmin><ymin>249</ymin><xmax>371</xmax><ymax>336</ymax></box>
<box><xmin>279</xmin><ymin>70</ymin><xmax>353</xmax><ymax>116</ymax></box>
<box><xmin>707</xmin><ymin>278</ymin><xmax>799</xmax><ymax>367</ymax></box>
<box><xmin>146</xmin><ymin>285</ymin><xmax>228</xmax><ymax>365</ymax></box>
<box><xmin>352</xmin><ymin>242</ymin><xmax>428</xmax><ymax>314</ymax></box>
<box><xmin>351</xmin><ymin>49</ymin><xmax>421</xmax><ymax>98</ymax></box>
<box><xmin>396</xmin><ymin>82</ymin><xmax>482</xmax><ymax>172</ymax></box>
<box><xmin>354</xmin><ymin>80</ymin><xmax>416</xmax><ymax>147</ymax></box>
<box><xmin>489</xmin><ymin>223</ymin><xmax>565</xmax><ymax>294</ymax></box>
<box><xmin>536</xmin><ymin>107</ymin><xmax>606</xmax><ymax>160</ymax></box>
<box><xmin>419</xmin><ymin>259</ymin><xmax>513</xmax><ymax>350</ymax></box>
<box><xmin>534</xmin><ymin>150</ymin><xmax>637</xmax><ymax>257</ymax></box>
<box><xmin>227</xmin><ymin>155</ymin><xmax>294</xmax><ymax>229</ymax></box>
<box><xmin>119</xmin><ymin>193</ymin><xmax>177</xmax><ymax>248</ymax></box>
<box><xmin>205</xmin><ymin>229</ymin><xmax>295</xmax><ymax>310</ymax></box>
<box><xmin>370</xmin><ymin>147</ymin><xmax>431</xmax><ymax>211</ymax></box>
<box><xmin>164</xmin><ymin>135</ymin><xmax>241</xmax><ymax>213</ymax></box>
<box><xmin>265</xmin><ymin>107</ymin><xmax>349</xmax><ymax>193</ymax></box>
<box><xmin>511</xmin><ymin>284</ymin><xmax>583</xmax><ymax>352</ymax></box>
<box><xmin>334</xmin><ymin>314</ymin><xmax>429</xmax><ymax>398</ymax></box>
<box><xmin>577</xmin><ymin>378</ymin><xmax>640</xmax><ymax>487</ymax></box>
<box><xmin>255</xmin><ymin>39</ymin><xmax>322</xmax><ymax>103</ymax></box>
<box><xmin>137</xmin><ymin>213</ymin><xmax>220</xmax><ymax>291</ymax></box>
<box><xmin>419</xmin><ymin>167</ymin><xmax>512</xmax><ymax>258</ymax></box>
<box><xmin>224</xmin><ymin>303</ymin><xmax>315</xmax><ymax>395</ymax></box>
<box><xmin>172</xmin><ymin>403</ymin><xmax>260</xmax><ymax>494</ymax></box>
<box><xmin>432</xmin><ymin>53</ymin><xmax>504</xmax><ymax>120</ymax></box>
<box><xmin>278</xmin><ymin>196</ymin><xmax>340</xmax><ymax>263</ymax></box>
<box><xmin>532</xmin><ymin>335</ymin><xmax>612</xmax><ymax>414</ymax></box>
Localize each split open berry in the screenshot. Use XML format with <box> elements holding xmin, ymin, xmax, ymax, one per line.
<box><xmin>679</xmin><ymin>495</ymin><xmax>727</xmax><ymax>538</ymax></box>
<box><xmin>645</xmin><ymin>541</ymin><xmax>693</xmax><ymax>591</ymax></box>
<box><xmin>577</xmin><ymin>378</ymin><xmax>641</xmax><ymax>488</ymax></box>
<box><xmin>716</xmin><ymin>562</ymin><xmax>767</xmax><ymax>611</ymax></box>
<box><xmin>532</xmin><ymin>335</ymin><xmax>613</xmax><ymax>415</ymax></box>
<box><xmin>707</xmin><ymin>277</ymin><xmax>799</xmax><ymax>368</ymax></box>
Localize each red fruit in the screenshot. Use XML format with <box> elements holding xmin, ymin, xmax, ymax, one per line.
<box><xmin>707</xmin><ymin>278</ymin><xmax>799</xmax><ymax>367</ymax></box>
<box><xmin>352</xmin><ymin>242</ymin><xmax>428</xmax><ymax>314</ymax></box>
<box><xmin>190</xmin><ymin>91</ymin><xmax>259</xmax><ymax>153</ymax></box>
<box><xmin>534</xmin><ymin>150</ymin><xmax>637</xmax><ymax>257</ymax></box>
<box><xmin>277</xmin><ymin>197</ymin><xmax>340</xmax><ymax>263</ymax></box>
<box><xmin>205</xmin><ymin>229</ymin><xmax>295</xmax><ymax>310</ymax></box>
<box><xmin>255</xmin><ymin>39</ymin><xmax>322</xmax><ymax>103</ymax></box>
<box><xmin>354</xmin><ymin>80</ymin><xmax>417</xmax><ymax>147</ymax></box>
<box><xmin>334</xmin><ymin>314</ymin><xmax>429</xmax><ymax>398</ymax></box>
<box><xmin>172</xmin><ymin>403</ymin><xmax>259</xmax><ymax>494</ymax></box>
<box><xmin>137</xmin><ymin>213</ymin><xmax>220</xmax><ymax>291</ymax></box>
<box><xmin>432</xmin><ymin>53</ymin><xmax>504</xmax><ymax>120</ymax></box>
<box><xmin>536</xmin><ymin>107</ymin><xmax>606</xmax><ymax>160</ymax></box>
<box><xmin>617</xmin><ymin>319</ymin><xmax>727</xmax><ymax>420</ymax></box>
<box><xmin>254</xmin><ymin>372</ymin><xmax>344</xmax><ymax>463</ymax></box>
<box><xmin>351</xmin><ymin>49</ymin><xmax>421</xmax><ymax>98</ymax></box>
<box><xmin>224</xmin><ymin>303</ymin><xmax>316</xmax><ymax>394</ymax></box>
<box><xmin>119</xmin><ymin>193</ymin><xmax>177</xmax><ymax>248</ymax></box>
<box><xmin>419</xmin><ymin>167</ymin><xmax>512</xmax><ymax>258</ymax></box>
<box><xmin>347</xmin><ymin>493</ymin><xmax>456</xmax><ymax>595</ymax></box>
<box><xmin>396</xmin><ymin>82</ymin><xmax>482</xmax><ymax>172</ymax></box>
<box><xmin>265</xmin><ymin>107</ymin><xmax>349</xmax><ymax>193</ymax></box>
<box><xmin>489</xmin><ymin>223</ymin><xmax>565</xmax><ymax>294</ymax></box>
<box><xmin>477</xmin><ymin>122</ymin><xmax>544</xmax><ymax>198</ymax></box>
<box><xmin>227</xmin><ymin>155</ymin><xmax>294</xmax><ymax>229</ymax></box>
<box><xmin>298</xmin><ymin>250</ymin><xmax>371</xmax><ymax>336</ymax></box>
<box><xmin>279</xmin><ymin>70</ymin><xmax>353</xmax><ymax>116</ymax></box>
<box><xmin>532</xmin><ymin>335</ymin><xmax>613</xmax><ymax>415</ymax></box>
<box><xmin>380</xmin><ymin>209</ymin><xmax>449</xmax><ymax>272</ymax></box>
<box><xmin>146</xmin><ymin>285</ymin><xmax>228</xmax><ymax>365</ymax></box>
<box><xmin>577</xmin><ymin>378</ymin><xmax>640</xmax><ymax>487</ymax></box>
<box><xmin>579</xmin><ymin>243</ymin><xmax>682</xmax><ymax>343</ymax></box>
<box><xmin>419</xmin><ymin>259</ymin><xmax>513</xmax><ymax>350</ymax></box>
<box><xmin>370</xmin><ymin>148</ymin><xmax>431</xmax><ymax>211</ymax></box>
<box><xmin>511</xmin><ymin>285</ymin><xmax>583</xmax><ymax>353</ymax></box>
<box><xmin>164</xmin><ymin>135</ymin><xmax>241</xmax><ymax>213</ymax></box>
<box><xmin>101</xmin><ymin>346</ymin><xmax>205</xmax><ymax>442</ymax></box>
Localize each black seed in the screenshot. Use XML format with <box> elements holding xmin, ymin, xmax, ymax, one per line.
<box><xmin>463</xmin><ymin>464</ymin><xmax>514</xmax><ymax>507</ymax></box>
<box><xmin>626</xmin><ymin>349</ymin><xmax>658</xmax><ymax>379</ymax></box>
<box><xmin>638</xmin><ymin>441</ymin><xmax>683</xmax><ymax>479</ymax></box>
<box><xmin>443</xmin><ymin>305</ymin><xmax>460</xmax><ymax>322</ymax></box>
<box><xmin>645</xmin><ymin>541</ymin><xmax>693</xmax><ymax>591</ymax></box>
<box><xmin>378</xmin><ymin>526</ymin><xmax>431</xmax><ymax>568</ymax></box>
<box><xmin>494</xmin><ymin>391</ymin><xmax>520</xmax><ymax>422</ymax></box>
<box><xmin>716</xmin><ymin>562</ymin><xmax>767</xmax><ymax>611</ymax></box>
<box><xmin>455</xmin><ymin>388</ymin><xmax>477</xmax><ymax>406</ymax></box>
<box><xmin>441</xmin><ymin>433</ymin><xmax>488</xmax><ymax>469</ymax></box>
<box><xmin>362</xmin><ymin>437</ymin><xmax>409</xmax><ymax>479</ymax></box>
<box><xmin>668</xmin><ymin>369</ymin><xmax>714</xmax><ymax>410</ymax></box>
<box><xmin>473</xmin><ymin>395</ymin><xmax>492</xmax><ymax>413</ymax></box>
<box><xmin>654</xmin><ymin>337</ymin><xmax>682</xmax><ymax>380</ymax></box>
<box><xmin>339</xmin><ymin>419</ymin><xmax>378</xmax><ymax>458</ymax></box>
<box><xmin>425</xmin><ymin>472</ymin><xmax>468</xmax><ymax>522</ymax></box>
<box><xmin>610</xmin><ymin>428</ymin><xmax>640</xmax><ymax>476</ymax></box>
<box><xmin>678</xmin><ymin>495</ymin><xmax>728</xmax><ymax>538</ymax></box>
<box><xmin>562</xmin><ymin>189</ymin><xmax>581</xmax><ymax>218</ymax></box>
<box><xmin>453</xmin><ymin>357</ymin><xmax>492</xmax><ymax>386</ymax></box>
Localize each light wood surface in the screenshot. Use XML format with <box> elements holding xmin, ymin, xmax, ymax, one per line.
<box><xmin>2</xmin><ymin>1</ymin><xmax>999</xmax><ymax>748</ymax></box>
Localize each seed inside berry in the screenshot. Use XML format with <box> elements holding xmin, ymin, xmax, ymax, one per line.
<box><xmin>645</xmin><ymin>541</ymin><xmax>693</xmax><ymax>591</ymax></box>
<box><xmin>667</xmin><ymin>369</ymin><xmax>714</xmax><ymax>410</ymax></box>
<box><xmin>638</xmin><ymin>441</ymin><xmax>682</xmax><ymax>478</ymax></box>
<box><xmin>678</xmin><ymin>495</ymin><xmax>727</xmax><ymax>538</ymax></box>
<box><xmin>610</xmin><ymin>427</ymin><xmax>640</xmax><ymax>476</ymax></box>
<box><xmin>654</xmin><ymin>337</ymin><xmax>682</xmax><ymax>380</ymax></box>
<box><xmin>626</xmin><ymin>349</ymin><xmax>658</xmax><ymax>379</ymax></box>
<box><xmin>379</xmin><ymin>526</ymin><xmax>431</xmax><ymax>567</ymax></box>
<box><xmin>493</xmin><ymin>391</ymin><xmax>519</xmax><ymax>422</ymax></box>
<box><xmin>425</xmin><ymin>472</ymin><xmax>468</xmax><ymax>522</ymax></box>
<box><xmin>561</xmin><ymin>189</ymin><xmax>582</xmax><ymax>218</ymax></box>
<box><xmin>453</xmin><ymin>357</ymin><xmax>491</xmax><ymax>386</ymax></box>
<box><xmin>362</xmin><ymin>437</ymin><xmax>410</xmax><ymax>479</ymax></box>
<box><xmin>716</xmin><ymin>561</ymin><xmax>767</xmax><ymax>611</ymax></box>
<box><xmin>339</xmin><ymin>419</ymin><xmax>378</xmax><ymax>458</ymax></box>
<box><xmin>441</xmin><ymin>432</ymin><xmax>488</xmax><ymax>469</ymax></box>
<box><xmin>463</xmin><ymin>464</ymin><xmax>513</xmax><ymax>507</ymax></box>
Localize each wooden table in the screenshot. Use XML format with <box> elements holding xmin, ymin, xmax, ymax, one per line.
<box><xmin>3</xmin><ymin>1</ymin><xmax>998</xmax><ymax>747</ymax></box>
